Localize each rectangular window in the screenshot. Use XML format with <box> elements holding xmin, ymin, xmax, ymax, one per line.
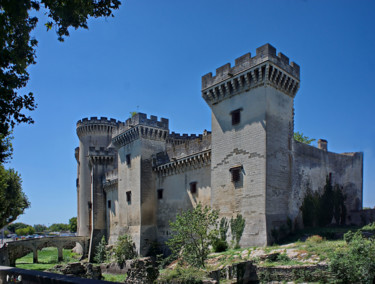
<box><xmin>157</xmin><ymin>189</ymin><xmax>163</xmax><ymax>200</ymax></box>
<box><xmin>230</xmin><ymin>108</ymin><xmax>243</xmax><ymax>125</ymax></box>
<box><xmin>230</xmin><ymin>167</ymin><xmax>242</xmax><ymax>183</ymax></box>
<box><xmin>126</xmin><ymin>154</ymin><xmax>131</xmax><ymax>166</ymax></box>
<box><xmin>126</xmin><ymin>191</ymin><xmax>132</xmax><ymax>203</ymax></box>
<box><xmin>190</xmin><ymin>182</ymin><xmax>197</xmax><ymax>194</ymax></box>
<box><xmin>108</xmin><ymin>200</ymin><xmax>111</xmax><ymax>209</ymax></box>
<box><xmin>88</xmin><ymin>201</ymin><xmax>92</xmax><ymax>210</ymax></box>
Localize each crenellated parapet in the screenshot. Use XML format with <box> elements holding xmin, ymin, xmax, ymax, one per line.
<box><xmin>77</xmin><ymin>117</ymin><xmax>120</xmax><ymax>138</ymax></box>
<box><xmin>153</xmin><ymin>150</ymin><xmax>211</xmax><ymax>177</ymax></box>
<box><xmin>112</xmin><ymin>113</ymin><xmax>169</xmax><ymax>148</ymax></box>
<box><xmin>202</xmin><ymin>43</ymin><xmax>300</xmax><ymax>105</ymax></box>
<box><xmin>88</xmin><ymin>147</ymin><xmax>116</xmax><ymax>165</ymax></box>
<box><xmin>166</xmin><ymin>130</ymin><xmax>211</xmax><ymax>145</ymax></box>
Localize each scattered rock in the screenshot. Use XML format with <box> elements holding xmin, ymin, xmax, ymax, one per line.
<box><xmin>51</xmin><ymin>262</ymin><xmax>102</xmax><ymax>280</ymax></box>
<box><xmin>125</xmin><ymin>257</ymin><xmax>158</xmax><ymax>284</ymax></box>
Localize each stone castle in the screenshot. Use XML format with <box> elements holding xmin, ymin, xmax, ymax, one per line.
<box><xmin>75</xmin><ymin>44</ymin><xmax>363</xmax><ymax>257</ymax></box>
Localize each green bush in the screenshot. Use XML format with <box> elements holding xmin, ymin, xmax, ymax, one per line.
<box><xmin>212</xmin><ymin>238</ymin><xmax>228</xmax><ymax>253</ymax></box>
<box><xmin>230</xmin><ymin>214</ymin><xmax>245</xmax><ymax>248</ymax></box>
<box><xmin>94</xmin><ymin>236</ymin><xmax>108</xmax><ymax>263</ymax></box>
<box><xmin>114</xmin><ymin>234</ymin><xmax>137</xmax><ymax>266</ymax></box>
<box><xmin>158</xmin><ymin>266</ymin><xmax>206</xmax><ymax>283</ymax></box>
<box><xmin>306</xmin><ymin>235</ymin><xmax>324</xmax><ymax>243</ymax></box>
<box><xmin>330</xmin><ymin>231</ymin><xmax>375</xmax><ymax>283</ymax></box>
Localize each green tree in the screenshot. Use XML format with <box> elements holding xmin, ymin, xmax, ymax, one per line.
<box><xmin>68</xmin><ymin>217</ymin><xmax>77</xmax><ymax>233</ymax></box>
<box><xmin>16</xmin><ymin>225</ymin><xmax>35</xmax><ymax>236</ymax></box>
<box><xmin>33</xmin><ymin>224</ymin><xmax>47</xmax><ymax>233</ymax></box>
<box><xmin>49</xmin><ymin>223</ymin><xmax>69</xmax><ymax>232</ymax></box>
<box><xmin>114</xmin><ymin>234</ymin><xmax>137</xmax><ymax>266</ymax></box>
<box><xmin>166</xmin><ymin>203</ymin><xmax>219</xmax><ymax>268</ymax></box>
<box><xmin>0</xmin><ymin>0</ymin><xmax>121</xmax><ymax>162</ymax></box>
<box><xmin>94</xmin><ymin>236</ymin><xmax>108</xmax><ymax>263</ymax></box>
<box><xmin>0</xmin><ymin>166</ymin><xmax>30</xmax><ymax>228</ymax></box>
<box><xmin>293</xmin><ymin>131</ymin><xmax>315</xmax><ymax>145</ymax></box>
<box><xmin>230</xmin><ymin>214</ymin><xmax>246</xmax><ymax>248</ymax></box>
<box><xmin>7</xmin><ymin>222</ymin><xmax>29</xmax><ymax>233</ymax></box>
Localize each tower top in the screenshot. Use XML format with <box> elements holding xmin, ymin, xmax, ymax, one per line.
<box><xmin>202</xmin><ymin>44</ymin><xmax>300</xmax><ymax>90</ymax></box>
<box><xmin>201</xmin><ymin>44</ymin><xmax>300</xmax><ymax>105</ymax></box>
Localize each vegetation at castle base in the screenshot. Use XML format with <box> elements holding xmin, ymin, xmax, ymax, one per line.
<box><xmin>293</xmin><ymin>131</ymin><xmax>316</xmax><ymax>145</ymax></box>
<box><xmin>94</xmin><ymin>236</ymin><xmax>108</xmax><ymax>264</ymax></box>
<box><xmin>68</xmin><ymin>217</ymin><xmax>77</xmax><ymax>233</ymax></box>
<box><xmin>0</xmin><ymin>0</ymin><xmax>121</xmax><ymax>163</ymax></box>
<box><xmin>167</xmin><ymin>203</ymin><xmax>219</xmax><ymax>268</ymax></box>
<box><xmin>300</xmin><ymin>176</ymin><xmax>346</xmax><ymax>228</ymax></box>
<box><xmin>0</xmin><ymin>166</ymin><xmax>30</xmax><ymax>228</ymax></box>
<box><xmin>16</xmin><ymin>247</ymin><xmax>80</xmax><ymax>271</ymax></box>
<box><xmin>114</xmin><ymin>234</ymin><xmax>137</xmax><ymax>266</ymax></box>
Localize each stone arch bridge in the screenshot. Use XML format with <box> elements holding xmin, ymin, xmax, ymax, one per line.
<box><xmin>0</xmin><ymin>236</ymin><xmax>89</xmax><ymax>267</ymax></box>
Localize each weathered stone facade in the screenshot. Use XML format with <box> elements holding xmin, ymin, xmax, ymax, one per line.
<box><xmin>75</xmin><ymin>44</ymin><xmax>363</xmax><ymax>256</ymax></box>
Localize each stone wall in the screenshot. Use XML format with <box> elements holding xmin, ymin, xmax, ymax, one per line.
<box><xmin>290</xmin><ymin>140</ymin><xmax>363</xmax><ymax>226</ymax></box>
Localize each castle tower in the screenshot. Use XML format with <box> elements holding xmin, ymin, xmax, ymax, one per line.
<box><xmin>111</xmin><ymin>113</ymin><xmax>169</xmax><ymax>255</ymax></box>
<box><xmin>76</xmin><ymin>117</ymin><xmax>118</xmax><ymax>241</ymax></box>
<box><xmin>202</xmin><ymin>44</ymin><xmax>300</xmax><ymax>246</ymax></box>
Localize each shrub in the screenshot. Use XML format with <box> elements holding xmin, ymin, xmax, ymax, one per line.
<box><xmin>94</xmin><ymin>236</ymin><xmax>108</xmax><ymax>263</ymax></box>
<box><xmin>306</xmin><ymin>235</ymin><xmax>324</xmax><ymax>243</ymax></box>
<box><xmin>166</xmin><ymin>203</ymin><xmax>219</xmax><ymax>268</ymax></box>
<box><xmin>114</xmin><ymin>234</ymin><xmax>137</xmax><ymax>266</ymax></box>
<box><xmin>158</xmin><ymin>266</ymin><xmax>206</xmax><ymax>283</ymax></box>
<box><xmin>330</xmin><ymin>232</ymin><xmax>375</xmax><ymax>283</ymax></box>
<box><xmin>230</xmin><ymin>214</ymin><xmax>245</xmax><ymax>248</ymax></box>
<box><xmin>212</xmin><ymin>238</ymin><xmax>228</xmax><ymax>253</ymax></box>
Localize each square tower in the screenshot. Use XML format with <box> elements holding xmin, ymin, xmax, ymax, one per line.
<box><xmin>202</xmin><ymin>44</ymin><xmax>300</xmax><ymax>246</ymax></box>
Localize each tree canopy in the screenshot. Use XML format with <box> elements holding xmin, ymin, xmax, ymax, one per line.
<box><xmin>0</xmin><ymin>165</ymin><xmax>30</xmax><ymax>228</ymax></box>
<box><xmin>0</xmin><ymin>0</ymin><xmax>121</xmax><ymax>162</ymax></box>
<box><xmin>293</xmin><ymin>131</ymin><xmax>316</xmax><ymax>145</ymax></box>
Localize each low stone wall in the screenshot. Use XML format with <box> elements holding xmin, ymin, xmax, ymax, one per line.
<box><xmin>0</xmin><ymin>265</ymin><xmax>113</xmax><ymax>284</ymax></box>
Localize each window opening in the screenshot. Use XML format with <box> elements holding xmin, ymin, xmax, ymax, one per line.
<box><xmin>231</xmin><ymin>108</ymin><xmax>243</xmax><ymax>125</ymax></box>
<box><xmin>230</xmin><ymin>167</ymin><xmax>242</xmax><ymax>183</ymax></box>
<box><xmin>126</xmin><ymin>191</ymin><xmax>132</xmax><ymax>203</ymax></box>
<box><xmin>126</xmin><ymin>154</ymin><xmax>131</xmax><ymax>166</ymax></box>
<box><xmin>157</xmin><ymin>189</ymin><xmax>163</xmax><ymax>200</ymax></box>
<box><xmin>108</xmin><ymin>200</ymin><xmax>111</xmax><ymax>209</ymax></box>
<box><xmin>190</xmin><ymin>182</ymin><xmax>197</xmax><ymax>194</ymax></box>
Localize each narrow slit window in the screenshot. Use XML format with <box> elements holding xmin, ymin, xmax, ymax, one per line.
<box><xmin>231</xmin><ymin>108</ymin><xmax>243</xmax><ymax>125</ymax></box>
<box><xmin>190</xmin><ymin>182</ymin><xmax>197</xmax><ymax>194</ymax></box>
<box><xmin>157</xmin><ymin>189</ymin><xmax>163</xmax><ymax>200</ymax></box>
<box><xmin>126</xmin><ymin>154</ymin><xmax>131</xmax><ymax>166</ymax></box>
<box><xmin>108</xmin><ymin>200</ymin><xmax>111</xmax><ymax>209</ymax></box>
<box><xmin>126</xmin><ymin>191</ymin><xmax>132</xmax><ymax>203</ymax></box>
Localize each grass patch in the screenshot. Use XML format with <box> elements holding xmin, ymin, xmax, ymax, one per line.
<box><xmin>102</xmin><ymin>273</ymin><xmax>127</xmax><ymax>282</ymax></box>
<box><xmin>16</xmin><ymin>247</ymin><xmax>80</xmax><ymax>271</ymax></box>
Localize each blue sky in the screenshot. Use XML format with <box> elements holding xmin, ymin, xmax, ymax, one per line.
<box><xmin>6</xmin><ymin>0</ymin><xmax>375</xmax><ymax>226</ymax></box>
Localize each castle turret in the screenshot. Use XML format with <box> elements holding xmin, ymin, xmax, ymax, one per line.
<box><xmin>76</xmin><ymin>117</ymin><xmax>118</xmax><ymax>244</ymax></box>
<box><xmin>202</xmin><ymin>44</ymin><xmax>300</xmax><ymax>246</ymax></box>
<box><xmin>111</xmin><ymin>113</ymin><xmax>169</xmax><ymax>255</ymax></box>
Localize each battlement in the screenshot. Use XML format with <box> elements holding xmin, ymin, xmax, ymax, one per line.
<box><xmin>202</xmin><ymin>43</ymin><xmax>300</xmax><ymax>90</ymax></box>
<box><xmin>77</xmin><ymin>117</ymin><xmax>119</xmax><ymax>138</ymax></box>
<box><xmin>77</xmin><ymin>117</ymin><xmax>120</xmax><ymax>127</ymax></box>
<box><xmin>125</xmin><ymin>113</ymin><xmax>169</xmax><ymax>129</ymax></box>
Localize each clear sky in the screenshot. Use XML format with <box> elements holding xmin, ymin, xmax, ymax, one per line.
<box><xmin>6</xmin><ymin>0</ymin><xmax>375</xmax><ymax>226</ymax></box>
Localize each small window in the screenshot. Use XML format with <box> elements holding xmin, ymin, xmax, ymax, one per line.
<box><xmin>126</xmin><ymin>191</ymin><xmax>132</xmax><ymax>203</ymax></box>
<box><xmin>108</xmin><ymin>200</ymin><xmax>111</xmax><ymax>209</ymax></box>
<box><xmin>157</xmin><ymin>189</ymin><xmax>163</xmax><ymax>200</ymax></box>
<box><xmin>88</xmin><ymin>201</ymin><xmax>92</xmax><ymax>209</ymax></box>
<box><xmin>126</xmin><ymin>154</ymin><xmax>131</xmax><ymax>166</ymax></box>
<box><xmin>231</xmin><ymin>108</ymin><xmax>242</xmax><ymax>125</ymax></box>
<box><xmin>230</xmin><ymin>167</ymin><xmax>242</xmax><ymax>183</ymax></box>
<box><xmin>190</xmin><ymin>182</ymin><xmax>197</xmax><ymax>194</ymax></box>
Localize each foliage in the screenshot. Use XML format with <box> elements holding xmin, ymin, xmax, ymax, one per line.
<box><xmin>213</xmin><ymin>217</ymin><xmax>229</xmax><ymax>252</ymax></box>
<box><xmin>300</xmin><ymin>176</ymin><xmax>346</xmax><ymax>228</ymax></box>
<box><xmin>0</xmin><ymin>166</ymin><xmax>30</xmax><ymax>228</ymax></box>
<box><xmin>102</xmin><ymin>273</ymin><xmax>127</xmax><ymax>282</ymax></box>
<box><xmin>0</xmin><ymin>0</ymin><xmax>121</xmax><ymax>162</ymax></box>
<box><xmin>129</xmin><ymin>111</ymin><xmax>137</xmax><ymax>118</ymax></box>
<box><xmin>16</xmin><ymin>225</ymin><xmax>35</xmax><ymax>236</ymax></box>
<box><xmin>114</xmin><ymin>234</ymin><xmax>137</xmax><ymax>266</ymax></box>
<box><xmin>306</xmin><ymin>235</ymin><xmax>324</xmax><ymax>243</ymax></box>
<box><xmin>293</xmin><ymin>131</ymin><xmax>316</xmax><ymax>145</ymax></box>
<box><xmin>0</xmin><ymin>133</ymin><xmax>13</xmax><ymax>163</ymax></box>
<box><xmin>94</xmin><ymin>236</ymin><xmax>108</xmax><ymax>263</ymax></box>
<box><xmin>68</xmin><ymin>217</ymin><xmax>77</xmax><ymax>233</ymax></box>
<box><xmin>33</xmin><ymin>224</ymin><xmax>47</xmax><ymax>233</ymax></box>
<box><xmin>7</xmin><ymin>222</ymin><xmax>29</xmax><ymax>233</ymax></box>
<box><xmin>167</xmin><ymin>203</ymin><xmax>219</xmax><ymax>268</ymax></box>
<box><xmin>330</xmin><ymin>231</ymin><xmax>375</xmax><ymax>283</ymax></box>
<box><xmin>48</xmin><ymin>223</ymin><xmax>69</xmax><ymax>232</ymax></box>
<box><xmin>230</xmin><ymin>214</ymin><xmax>245</xmax><ymax>248</ymax></box>
<box><xmin>158</xmin><ymin>266</ymin><xmax>207</xmax><ymax>283</ymax></box>
<box><xmin>361</xmin><ymin>222</ymin><xmax>375</xmax><ymax>231</ymax></box>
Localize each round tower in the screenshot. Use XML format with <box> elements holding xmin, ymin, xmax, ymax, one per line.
<box><xmin>76</xmin><ymin>117</ymin><xmax>118</xmax><ymax>237</ymax></box>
